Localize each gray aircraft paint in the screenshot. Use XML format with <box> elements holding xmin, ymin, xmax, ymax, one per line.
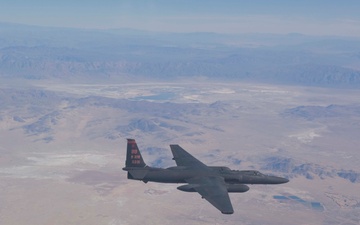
<box><xmin>123</xmin><ymin>139</ymin><xmax>288</xmax><ymax>214</ymax></box>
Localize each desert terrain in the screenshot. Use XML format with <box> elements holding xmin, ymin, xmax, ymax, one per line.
<box><xmin>0</xmin><ymin>81</ymin><xmax>359</xmax><ymax>225</ymax></box>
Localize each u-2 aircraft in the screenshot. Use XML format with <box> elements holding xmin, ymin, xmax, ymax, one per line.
<box><xmin>123</xmin><ymin>139</ymin><xmax>289</xmax><ymax>214</ymax></box>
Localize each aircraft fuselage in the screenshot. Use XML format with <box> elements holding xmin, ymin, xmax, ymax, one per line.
<box><xmin>123</xmin><ymin>166</ymin><xmax>288</xmax><ymax>185</ymax></box>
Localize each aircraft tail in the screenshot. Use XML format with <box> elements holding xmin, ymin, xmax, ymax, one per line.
<box><xmin>125</xmin><ymin>139</ymin><xmax>147</xmax><ymax>168</ymax></box>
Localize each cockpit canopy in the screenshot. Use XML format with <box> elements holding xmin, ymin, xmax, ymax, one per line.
<box><xmin>210</xmin><ymin>166</ymin><xmax>232</xmax><ymax>172</ymax></box>
<box><xmin>240</xmin><ymin>170</ymin><xmax>264</xmax><ymax>176</ymax></box>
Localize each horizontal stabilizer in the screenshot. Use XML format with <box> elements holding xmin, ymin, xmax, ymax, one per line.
<box><xmin>128</xmin><ymin>169</ymin><xmax>148</xmax><ymax>180</ymax></box>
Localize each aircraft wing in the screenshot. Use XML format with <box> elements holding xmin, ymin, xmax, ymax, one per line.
<box><xmin>170</xmin><ymin>145</ymin><xmax>208</xmax><ymax>169</ymax></box>
<box><xmin>186</xmin><ymin>176</ymin><xmax>234</xmax><ymax>214</ymax></box>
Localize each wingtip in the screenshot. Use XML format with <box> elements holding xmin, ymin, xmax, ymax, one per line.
<box><xmin>221</xmin><ymin>211</ymin><xmax>234</xmax><ymax>215</ymax></box>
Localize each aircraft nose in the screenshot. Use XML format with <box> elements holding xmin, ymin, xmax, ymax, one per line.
<box><xmin>268</xmin><ymin>176</ymin><xmax>289</xmax><ymax>184</ymax></box>
<box><xmin>278</xmin><ymin>177</ymin><xmax>289</xmax><ymax>184</ymax></box>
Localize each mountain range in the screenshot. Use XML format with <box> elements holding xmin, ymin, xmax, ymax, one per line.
<box><xmin>1</xmin><ymin>22</ymin><xmax>360</xmax><ymax>87</ymax></box>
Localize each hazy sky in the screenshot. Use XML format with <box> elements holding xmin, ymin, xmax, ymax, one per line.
<box><xmin>1</xmin><ymin>0</ymin><xmax>360</xmax><ymax>36</ymax></box>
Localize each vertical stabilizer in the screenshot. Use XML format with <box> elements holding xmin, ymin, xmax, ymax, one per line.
<box><xmin>126</xmin><ymin>139</ymin><xmax>147</xmax><ymax>168</ymax></box>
